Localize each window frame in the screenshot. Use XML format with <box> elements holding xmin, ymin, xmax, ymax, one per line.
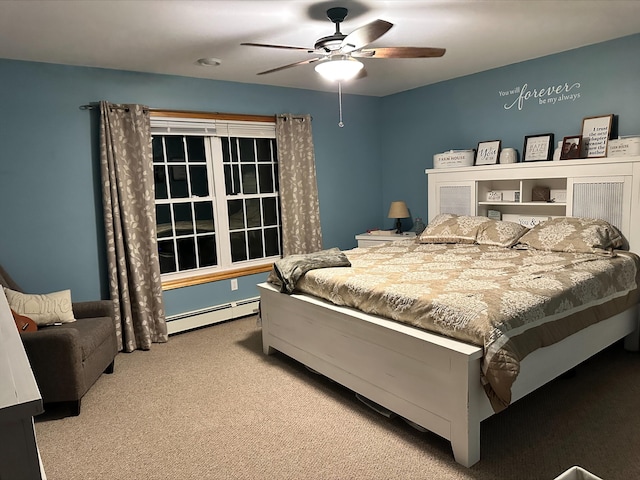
<box><xmin>150</xmin><ymin>110</ymin><xmax>279</xmax><ymax>290</ymax></box>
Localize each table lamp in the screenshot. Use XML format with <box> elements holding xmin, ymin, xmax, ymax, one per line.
<box><xmin>388</xmin><ymin>201</ymin><xmax>410</xmax><ymax>234</ymax></box>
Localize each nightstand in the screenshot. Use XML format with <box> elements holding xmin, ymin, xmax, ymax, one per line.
<box><xmin>355</xmin><ymin>231</ymin><xmax>416</xmax><ymax>247</ymax></box>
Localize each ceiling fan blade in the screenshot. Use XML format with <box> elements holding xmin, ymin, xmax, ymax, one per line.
<box><xmin>352</xmin><ymin>47</ymin><xmax>446</xmax><ymax>58</ymax></box>
<box><xmin>241</xmin><ymin>42</ymin><xmax>316</xmax><ymax>53</ymax></box>
<box><xmin>256</xmin><ymin>57</ymin><xmax>322</xmax><ymax>75</ymax></box>
<box><xmin>340</xmin><ymin>19</ymin><xmax>393</xmax><ymax>53</ymax></box>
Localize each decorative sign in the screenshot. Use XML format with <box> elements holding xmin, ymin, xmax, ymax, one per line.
<box><xmin>523</xmin><ymin>134</ymin><xmax>554</xmax><ymax>162</ymax></box>
<box><xmin>517</xmin><ymin>216</ymin><xmax>550</xmax><ymax>228</ymax></box>
<box><xmin>499</xmin><ymin>81</ymin><xmax>582</xmax><ymax>111</ymax></box>
<box><xmin>475</xmin><ymin>140</ymin><xmax>501</xmax><ymax>166</ymax></box>
<box><xmin>608</xmin><ymin>137</ymin><xmax>640</xmax><ymax>157</ymax></box>
<box><xmin>581</xmin><ymin>114</ymin><xmax>613</xmax><ymax>158</ymax></box>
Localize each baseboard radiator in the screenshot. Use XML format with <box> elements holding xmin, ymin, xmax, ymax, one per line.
<box><xmin>166</xmin><ymin>297</ymin><xmax>260</xmax><ymax>335</ymax></box>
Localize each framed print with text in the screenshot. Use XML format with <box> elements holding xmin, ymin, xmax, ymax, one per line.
<box><xmin>581</xmin><ymin>114</ymin><xmax>613</xmax><ymax>158</ymax></box>
<box><xmin>523</xmin><ymin>133</ymin><xmax>554</xmax><ymax>162</ymax></box>
<box><xmin>475</xmin><ymin>140</ymin><xmax>501</xmax><ymax>166</ymax></box>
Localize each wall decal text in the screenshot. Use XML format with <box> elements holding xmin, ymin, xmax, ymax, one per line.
<box><xmin>499</xmin><ymin>82</ymin><xmax>581</xmax><ymax>111</ymax></box>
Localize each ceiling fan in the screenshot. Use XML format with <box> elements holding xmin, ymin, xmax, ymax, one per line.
<box><xmin>241</xmin><ymin>6</ymin><xmax>446</xmax><ymax>81</ymax></box>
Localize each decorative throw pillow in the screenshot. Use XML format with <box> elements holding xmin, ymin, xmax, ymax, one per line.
<box><xmin>516</xmin><ymin>217</ymin><xmax>625</xmax><ymax>256</ymax></box>
<box><xmin>476</xmin><ymin>220</ymin><xmax>529</xmax><ymax>248</ymax></box>
<box><xmin>3</xmin><ymin>287</ymin><xmax>76</xmax><ymax>326</ymax></box>
<box><xmin>418</xmin><ymin>214</ymin><xmax>491</xmax><ymax>244</ymax></box>
<box><xmin>12</xmin><ymin>309</ymin><xmax>38</xmax><ymax>332</ymax></box>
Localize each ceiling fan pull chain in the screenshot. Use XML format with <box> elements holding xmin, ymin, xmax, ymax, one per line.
<box><xmin>338</xmin><ymin>81</ymin><xmax>344</xmax><ymax>128</ymax></box>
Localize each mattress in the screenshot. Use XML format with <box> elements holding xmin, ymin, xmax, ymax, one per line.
<box><xmin>282</xmin><ymin>241</ymin><xmax>640</xmax><ymax>411</ymax></box>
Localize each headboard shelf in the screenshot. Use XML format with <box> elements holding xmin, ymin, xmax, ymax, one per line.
<box><xmin>425</xmin><ymin>155</ymin><xmax>640</xmax><ymax>175</ymax></box>
<box><xmin>425</xmin><ymin>155</ymin><xmax>640</xmax><ymax>253</ymax></box>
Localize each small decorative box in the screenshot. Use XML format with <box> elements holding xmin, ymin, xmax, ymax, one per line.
<box><xmin>487</xmin><ymin>191</ymin><xmax>502</xmax><ymax>201</ymax></box>
<box><xmin>487</xmin><ymin>209</ymin><xmax>502</xmax><ymax>220</ymax></box>
<box><xmin>550</xmin><ymin>189</ymin><xmax>567</xmax><ymax>203</ymax></box>
<box><xmin>501</xmin><ymin>190</ymin><xmax>520</xmax><ymax>202</ymax></box>
<box><xmin>532</xmin><ymin>186</ymin><xmax>550</xmax><ymax>202</ymax></box>
<box><xmin>608</xmin><ymin>137</ymin><xmax>640</xmax><ymax>157</ymax></box>
<box><xmin>433</xmin><ymin>150</ymin><xmax>475</xmax><ymax>168</ymax></box>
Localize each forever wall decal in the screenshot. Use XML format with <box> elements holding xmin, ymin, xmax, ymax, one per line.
<box><xmin>499</xmin><ymin>81</ymin><xmax>582</xmax><ymax>111</ymax></box>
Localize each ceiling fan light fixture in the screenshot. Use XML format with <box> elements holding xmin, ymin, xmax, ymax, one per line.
<box><xmin>314</xmin><ymin>56</ymin><xmax>364</xmax><ymax>81</ymax></box>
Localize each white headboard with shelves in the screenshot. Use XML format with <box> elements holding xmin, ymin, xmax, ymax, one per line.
<box><xmin>425</xmin><ymin>156</ymin><xmax>640</xmax><ymax>253</ymax></box>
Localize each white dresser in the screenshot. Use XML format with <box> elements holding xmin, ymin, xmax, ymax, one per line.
<box><xmin>0</xmin><ymin>289</ymin><xmax>45</xmax><ymax>479</ymax></box>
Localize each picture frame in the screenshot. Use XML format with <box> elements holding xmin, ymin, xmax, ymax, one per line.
<box><xmin>523</xmin><ymin>133</ymin><xmax>554</xmax><ymax>162</ymax></box>
<box><xmin>560</xmin><ymin>135</ymin><xmax>582</xmax><ymax>160</ymax></box>
<box><xmin>581</xmin><ymin>114</ymin><xmax>613</xmax><ymax>158</ymax></box>
<box><xmin>474</xmin><ymin>140</ymin><xmax>501</xmax><ymax>166</ymax></box>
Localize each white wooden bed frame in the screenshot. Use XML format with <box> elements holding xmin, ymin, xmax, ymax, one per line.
<box><xmin>258</xmin><ymin>157</ymin><xmax>640</xmax><ymax>467</ymax></box>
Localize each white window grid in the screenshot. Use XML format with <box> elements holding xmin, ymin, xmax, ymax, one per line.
<box><xmin>151</xmin><ymin>122</ymin><xmax>280</xmax><ymax>279</ymax></box>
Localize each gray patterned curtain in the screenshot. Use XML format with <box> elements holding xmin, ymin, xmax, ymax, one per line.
<box><xmin>276</xmin><ymin>114</ymin><xmax>323</xmax><ymax>255</ymax></box>
<box><xmin>99</xmin><ymin>101</ymin><xmax>167</xmax><ymax>352</ymax></box>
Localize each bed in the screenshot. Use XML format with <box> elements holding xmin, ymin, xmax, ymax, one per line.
<box><xmin>258</xmin><ymin>215</ymin><xmax>640</xmax><ymax>467</ymax></box>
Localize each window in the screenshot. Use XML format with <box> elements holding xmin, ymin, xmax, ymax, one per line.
<box><xmin>151</xmin><ymin>117</ymin><xmax>280</xmax><ymax>283</ymax></box>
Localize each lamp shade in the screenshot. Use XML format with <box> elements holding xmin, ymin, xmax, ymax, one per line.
<box><xmin>387</xmin><ymin>201</ymin><xmax>410</xmax><ymax>219</ymax></box>
<box><xmin>315</xmin><ymin>57</ymin><xmax>364</xmax><ymax>81</ymax></box>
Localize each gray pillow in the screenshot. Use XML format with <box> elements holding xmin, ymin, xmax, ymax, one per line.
<box><xmin>516</xmin><ymin>217</ymin><xmax>624</xmax><ymax>256</ymax></box>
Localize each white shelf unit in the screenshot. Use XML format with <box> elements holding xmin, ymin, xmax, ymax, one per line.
<box><xmin>425</xmin><ymin>156</ymin><xmax>640</xmax><ymax>253</ymax></box>
<box><xmin>476</xmin><ymin>177</ymin><xmax>568</xmax><ymax>226</ymax></box>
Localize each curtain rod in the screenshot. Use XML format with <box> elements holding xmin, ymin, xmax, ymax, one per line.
<box><xmin>276</xmin><ymin>114</ymin><xmax>312</xmax><ymax>122</ymax></box>
<box><xmin>79</xmin><ymin>103</ymin><xmax>147</xmax><ymax>113</ymax></box>
<box><xmin>79</xmin><ymin>103</ymin><xmax>122</xmax><ymax>111</ymax></box>
<box><xmin>80</xmin><ymin>104</ymin><xmax>278</xmax><ymax>122</ymax></box>
<box><xmin>80</xmin><ymin>104</ymin><xmax>309</xmax><ymax>121</ymax></box>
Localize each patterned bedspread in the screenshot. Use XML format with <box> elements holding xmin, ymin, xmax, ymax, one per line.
<box><xmin>286</xmin><ymin>241</ymin><xmax>640</xmax><ymax>412</ymax></box>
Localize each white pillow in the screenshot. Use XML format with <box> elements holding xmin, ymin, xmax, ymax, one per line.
<box><xmin>3</xmin><ymin>287</ymin><xmax>76</xmax><ymax>326</ymax></box>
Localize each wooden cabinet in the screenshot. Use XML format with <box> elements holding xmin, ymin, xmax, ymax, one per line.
<box><xmin>425</xmin><ymin>156</ymin><xmax>640</xmax><ymax>252</ymax></box>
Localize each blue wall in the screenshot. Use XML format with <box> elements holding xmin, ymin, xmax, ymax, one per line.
<box><xmin>380</xmin><ymin>34</ymin><xmax>640</xmax><ymax>227</ymax></box>
<box><xmin>1</xmin><ymin>33</ymin><xmax>638</xmax><ymax>317</ymax></box>
<box><xmin>0</xmin><ymin>61</ymin><xmax>382</xmax><ymax>314</ymax></box>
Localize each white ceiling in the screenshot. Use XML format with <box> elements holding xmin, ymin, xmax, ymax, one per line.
<box><xmin>1</xmin><ymin>0</ymin><xmax>639</xmax><ymax>97</ymax></box>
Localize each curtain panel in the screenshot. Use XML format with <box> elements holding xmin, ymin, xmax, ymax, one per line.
<box><xmin>99</xmin><ymin>101</ymin><xmax>168</xmax><ymax>352</ymax></box>
<box><xmin>275</xmin><ymin>114</ymin><xmax>323</xmax><ymax>255</ymax></box>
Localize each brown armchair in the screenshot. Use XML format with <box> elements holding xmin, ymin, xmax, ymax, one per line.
<box><xmin>0</xmin><ymin>265</ymin><xmax>118</xmax><ymax>416</ymax></box>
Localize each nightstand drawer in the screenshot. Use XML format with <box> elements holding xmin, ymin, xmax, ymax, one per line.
<box><xmin>355</xmin><ymin>232</ymin><xmax>416</xmax><ymax>247</ymax></box>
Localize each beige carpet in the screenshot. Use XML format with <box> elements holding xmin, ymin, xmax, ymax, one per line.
<box><xmin>35</xmin><ymin>315</ymin><xmax>640</xmax><ymax>480</ymax></box>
